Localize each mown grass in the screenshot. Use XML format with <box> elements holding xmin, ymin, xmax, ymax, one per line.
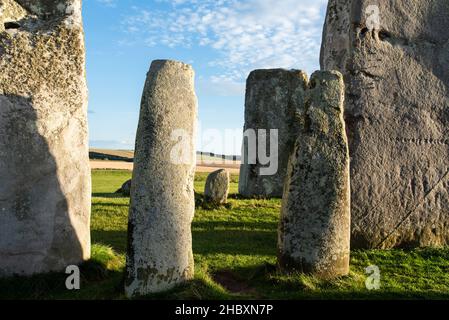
<box><xmin>1</xmin><ymin>169</ymin><xmax>448</xmax><ymax>300</ymax></box>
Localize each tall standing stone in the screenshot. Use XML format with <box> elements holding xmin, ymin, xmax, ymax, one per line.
<box><xmin>239</xmin><ymin>69</ymin><xmax>308</xmax><ymax>198</ymax></box>
<box><xmin>125</xmin><ymin>60</ymin><xmax>197</xmax><ymax>297</ymax></box>
<box><xmin>321</xmin><ymin>0</ymin><xmax>449</xmax><ymax>248</ymax></box>
<box><xmin>278</xmin><ymin>71</ymin><xmax>350</xmax><ymax>279</ymax></box>
<box><xmin>0</xmin><ymin>0</ymin><xmax>91</xmax><ymax>276</ymax></box>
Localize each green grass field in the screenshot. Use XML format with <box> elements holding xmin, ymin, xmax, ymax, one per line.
<box><xmin>1</xmin><ymin>169</ymin><xmax>449</xmax><ymax>300</ymax></box>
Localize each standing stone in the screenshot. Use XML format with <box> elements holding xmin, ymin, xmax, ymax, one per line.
<box><xmin>278</xmin><ymin>71</ymin><xmax>350</xmax><ymax>279</ymax></box>
<box><xmin>116</xmin><ymin>179</ymin><xmax>132</xmax><ymax>196</ymax></box>
<box><xmin>239</xmin><ymin>69</ymin><xmax>308</xmax><ymax>198</ymax></box>
<box><xmin>0</xmin><ymin>0</ymin><xmax>91</xmax><ymax>276</ymax></box>
<box><xmin>125</xmin><ymin>60</ymin><xmax>197</xmax><ymax>297</ymax></box>
<box><xmin>321</xmin><ymin>0</ymin><xmax>449</xmax><ymax>248</ymax></box>
<box><xmin>204</xmin><ymin>169</ymin><xmax>229</xmax><ymax>205</ymax></box>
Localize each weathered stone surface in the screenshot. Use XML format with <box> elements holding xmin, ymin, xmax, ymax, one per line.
<box><xmin>0</xmin><ymin>0</ymin><xmax>91</xmax><ymax>277</ymax></box>
<box><xmin>321</xmin><ymin>0</ymin><xmax>449</xmax><ymax>248</ymax></box>
<box><xmin>239</xmin><ymin>69</ymin><xmax>308</xmax><ymax>198</ymax></box>
<box><xmin>278</xmin><ymin>71</ymin><xmax>350</xmax><ymax>278</ymax></box>
<box><xmin>125</xmin><ymin>60</ymin><xmax>197</xmax><ymax>297</ymax></box>
<box><xmin>116</xmin><ymin>179</ymin><xmax>132</xmax><ymax>196</ymax></box>
<box><xmin>204</xmin><ymin>169</ymin><xmax>229</xmax><ymax>204</ymax></box>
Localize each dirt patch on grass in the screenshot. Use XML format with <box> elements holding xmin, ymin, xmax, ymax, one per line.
<box><xmin>213</xmin><ymin>270</ymin><xmax>258</xmax><ymax>296</ymax></box>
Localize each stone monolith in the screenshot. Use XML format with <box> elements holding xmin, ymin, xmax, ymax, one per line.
<box><xmin>239</xmin><ymin>69</ymin><xmax>307</xmax><ymax>198</ymax></box>
<box><xmin>321</xmin><ymin>0</ymin><xmax>449</xmax><ymax>248</ymax></box>
<box><xmin>125</xmin><ymin>60</ymin><xmax>197</xmax><ymax>297</ymax></box>
<box><xmin>0</xmin><ymin>0</ymin><xmax>91</xmax><ymax>277</ymax></box>
<box><xmin>278</xmin><ymin>71</ymin><xmax>350</xmax><ymax>279</ymax></box>
<box><xmin>204</xmin><ymin>169</ymin><xmax>229</xmax><ymax>204</ymax></box>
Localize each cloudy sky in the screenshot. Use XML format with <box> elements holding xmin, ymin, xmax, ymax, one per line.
<box><xmin>85</xmin><ymin>0</ymin><xmax>328</xmax><ymax>154</ymax></box>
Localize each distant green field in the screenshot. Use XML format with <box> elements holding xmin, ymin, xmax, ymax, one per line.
<box><xmin>1</xmin><ymin>169</ymin><xmax>449</xmax><ymax>300</ymax></box>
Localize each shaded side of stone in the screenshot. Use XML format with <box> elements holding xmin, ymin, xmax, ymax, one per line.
<box><xmin>278</xmin><ymin>71</ymin><xmax>350</xmax><ymax>279</ymax></box>
<box><xmin>125</xmin><ymin>60</ymin><xmax>197</xmax><ymax>297</ymax></box>
<box><xmin>239</xmin><ymin>69</ymin><xmax>308</xmax><ymax>198</ymax></box>
<box><xmin>321</xmin><ymin>0</ymin><xmax>449</xmax><ymax>249</ymax></box>
<box><xmin>0</xmin><ymin>0</ymin><xmax>91</xmax><ymax>277</ymax></box>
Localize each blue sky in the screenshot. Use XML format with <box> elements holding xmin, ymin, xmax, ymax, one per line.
<box><xmin>84</xmin><ymin>0</ymin><xmax>328</xmax><ymax>154</ymax></box>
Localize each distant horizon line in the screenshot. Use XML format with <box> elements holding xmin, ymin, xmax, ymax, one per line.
<box><xmin>89</xmin><ymin>148</ymin><xmax>242</xmax><ymax>159</ymax></box>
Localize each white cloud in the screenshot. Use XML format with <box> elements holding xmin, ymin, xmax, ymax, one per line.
<box><xmin>96</xmin><ymin>0</ymin><xmax>117</xmax><ymax>7</ymax></box>
<box><xmin>197</xmin><ymin>75</ymin><xmax>245</xmax><ymax>96</ymax></box>
<box><xmin>123</xmin><ymin>0</ymin><xmax>327</xmax><ymax>94</ymax></box>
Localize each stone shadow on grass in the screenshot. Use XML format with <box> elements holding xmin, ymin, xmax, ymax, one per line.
<box><xmin>92</xmin><ymin>192</ymin><xmax>129</xmax><ymax>199</ymax></box>
<box><xmin>193</xmin><ymin>219</ymin><xmax>277</xmax><ymax>231</ymax></box>
<box><xmin>192</xmin><ymin>229</ymin><xmax>277</xmax><ymax>256</ymax></box>
<box><xmin>91</xmin><ymin>230</ymin><xmax>128</xmax><ymax>254</ymax></box>
<box><xmin>0</xmin><ymin>255</ymin><xmax>123</xmax><ymax>299</ymax></box>
<box><xmin>91</xmin><ymin>228</ymin><xmax>277</xmax><ymax>257</ymax></box>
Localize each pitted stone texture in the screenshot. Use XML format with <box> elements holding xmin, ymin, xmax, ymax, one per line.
<box><xmin>204</xmin><ymin>169</ymin><xmax>229</xmax><ymax>204</ymax></box>
<box><xmin>0</xmin><ymin>0</ymin><xmax>83</xmax><ymax>32</ymax></box>
<box><xmin>239</xmin><ymin>69</ymin><xmax>308</xmax><ymax>198</ymax></box>
<box><xmin>278</xmin><ymin>71</ymin><xmax>350</xmax><ymax>279</ymax></box>
<box><xmin>321</xmin><ymin>0</ymin><xmax>449</xmax><ymax>249</ymax></box>
<box><xmin>125</xmin><ymin>60</ymin><xmax>197</xmax><ymax>297</ymax></box>
<box><xmin>0</xmin><ymin>0</ymin><xmax>91</xmax><ymax>277</ymax></box>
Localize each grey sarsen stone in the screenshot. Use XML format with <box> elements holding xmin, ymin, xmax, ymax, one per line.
<box><xmin>0</xmin><ymin>0</ymin><xmax>91</xmax><ymax>277</ymax></box>
<box><xmin>125</xmin><ymin>60</ymin><xmax>197</xmax><ymax>297</ymax></box>
<box><xmin>278</xmin><ymin>71</ymin><xmax>350</xmax><ymax>279</ymax></box>
<box><xmin>239</xmin><ymin>69</ymin><xmax>308</xmax><ymax>198</ymax></box>
<box><xmin>204</xmin><ymin>169</ymin><xmax>229</xmax><ymax>205</ymax></box>
<box><xmin>321</xmin><ymin>0</ymin><xmax>449</xmax><ymax>248</ymax></box>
